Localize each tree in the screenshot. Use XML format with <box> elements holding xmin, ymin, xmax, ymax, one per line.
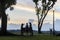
<box><xmin>33</xmin><ymin>0</ymin><xmax>57</xmax><ymax>33</ymax></box>
<box><xmin>0</xmin><ymin>0</ymin><xmax>16</xmax><ymax>34</ymax></box>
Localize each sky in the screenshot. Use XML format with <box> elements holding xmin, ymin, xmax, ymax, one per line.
<box><xmin>4</xmin><ymin>0</ymin><xmax>60</xmax><ymax>31</ymax></box>
<box><xmin>5</xmin><ymin>0</ymin><xmax>60</xmax><ymax>24</ymax></box>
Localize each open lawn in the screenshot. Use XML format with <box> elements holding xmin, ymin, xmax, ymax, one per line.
<box><xmin>0</xmin><ymin>35</ymin><xmax>60</xmax><ymax>40</ymax></box>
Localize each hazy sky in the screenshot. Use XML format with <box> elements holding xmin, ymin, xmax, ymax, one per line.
<box><xmin>5</xmin><ymin>0</ymin><xmax>60</xmax><ymax>31</ymax></box>
<box><xmin>6</xmin><ymin>0</ymin><xmax>60</xmax><ymax>24</ymax></box>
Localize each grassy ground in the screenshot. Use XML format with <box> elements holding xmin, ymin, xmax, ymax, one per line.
<box><xmin>0</xmin><ymin>34</ymin><xmax>60</xmax><ymax>40</ymax></box>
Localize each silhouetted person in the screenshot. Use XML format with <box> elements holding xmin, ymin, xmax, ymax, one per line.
<box><xmin>29</xmin><ymin>22</ymin><xmax>33</xmax><ymax>36</ymax></box>
<box><xmin>25</xmin><ymin>23</ymin><xmax>29</xmax><ymax>33</ymax></box>
<box><xmin>21</xmin><ymin>23</ymin><xmax>24</xmax><ymax>35</ymax></box>
<box><xmin>50</xmin><ymin>29</ymin><xmax>52</xmax><ymax>35</ymax></box>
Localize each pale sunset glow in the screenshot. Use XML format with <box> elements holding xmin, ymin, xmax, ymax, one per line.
<box><xmin>8</xmin><ymin>3</ymin><xmax>60</xmax><ymax>24</ymax></box>
<box><xmin>6</xmin><ymin>4</ymin><xmax>60</xmax><ymax>24</ymax></box>
<box><xmin>3</xmin><ymin>0</ymin><xmax>60</xmax><ymax>31</ymax></box>
<box><xmin>12</xmin><ymin>4</ymin><xmax>35</xmax><ymax>12</ymax></box>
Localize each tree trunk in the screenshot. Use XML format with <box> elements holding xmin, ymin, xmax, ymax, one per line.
<box><xmin>1</xmin><ymin>11</ymin><xmax>7</xmax><ymax>34</ymax></box>
<box><xmin>37</xmin><ymin>15</ymin><xmax>41</xmax><ymax>33</ymax></box>
<box><xmin>38</xmin><ymin>26</ymin><xmax>41</xmax><ymax>33</ymax></box>
<box><xmin>38</xmin><ymin>23</ymin><xmax>42</xmax><ymax>33</ymax></box>
<box><xmin>39</xmin><ymin>25</ymin><xmax>42</xmax><ymax>33</ymax></box>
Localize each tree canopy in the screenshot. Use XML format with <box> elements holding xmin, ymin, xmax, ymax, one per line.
<box><xmin>0</xmin><ymin>0</ymin><xmax>16</xmax><ymax>35</ymax></box>
<box><xmin>33</xmin><ymin>0</ymin><xmax>57</xmax><ymax>33</ymax></box>
<box><xmin>0</xmin><ymin>0</ymin><xmax>16</xmax><ymax>10</ymax></box>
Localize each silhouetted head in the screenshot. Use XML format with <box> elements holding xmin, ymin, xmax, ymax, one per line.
<box><xmin>21</xmin><ymin>23</ymin><xmax>24</xmax><ymax>26</ymax></box>
<box><xmin>26</xmin><ymin>23</ymin><xmax>28</xmax><ymax>25</ymax></box>
<box><xmin>29</xmin><ymin>22</ymin><xmax>31</xmax><ymax>25</ymax></box>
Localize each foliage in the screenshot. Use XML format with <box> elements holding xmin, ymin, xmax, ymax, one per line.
<box><xmin>0</xmin><ymin>0</ymin><xmax>16</xmax><ymax>10</ymax></box>
<box><xmin>0</xmin><ymin>0</ymin><xmax>16</xmax><ymax>34</ymax></box>
<box><xmin>33</xmin><ymin>0</ymin><xmax>57</xmax><ymax>33</ymax></box>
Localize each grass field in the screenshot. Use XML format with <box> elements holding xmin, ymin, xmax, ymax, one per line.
<box><xmin>0</xmin><ymin>35</ymin><xmax>60</xmax><ymax>40</ymax></box>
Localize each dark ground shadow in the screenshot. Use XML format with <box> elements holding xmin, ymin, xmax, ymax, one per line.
<box><xmin>0</xmin><ymin>31</ymin><xmax>20</xmax><ymax>36</ymax></box>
